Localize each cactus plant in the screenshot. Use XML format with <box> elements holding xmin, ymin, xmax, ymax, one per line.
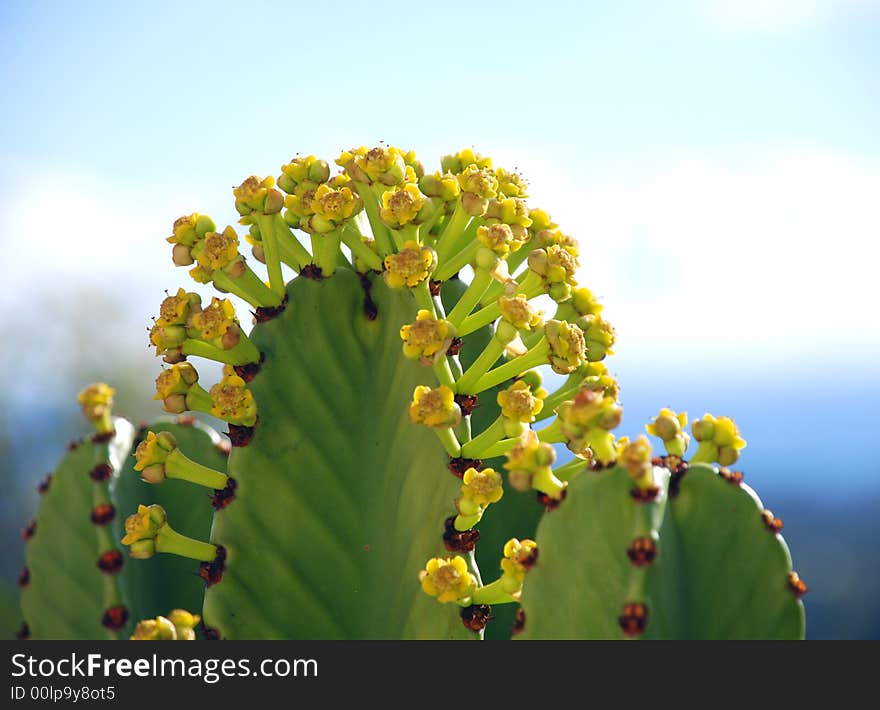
<box><xmin>16</xmin><ymin>146</ymin><xmax>805</xmax><ymax>640</ymax></box>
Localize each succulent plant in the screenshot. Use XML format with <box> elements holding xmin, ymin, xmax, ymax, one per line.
<box><xmin>16</xmin><ymin>146</ymin><xmax>806</xmax><ymax>640</ymax></box>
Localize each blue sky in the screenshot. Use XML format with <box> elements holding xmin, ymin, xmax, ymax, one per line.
<box><xmin>1</xmin><ymin>0</ymin><xmax>878</xmax><ymax>421</ymax></box>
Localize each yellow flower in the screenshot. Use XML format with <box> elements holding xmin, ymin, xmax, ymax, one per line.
<box><xmin>131</xmin><ymin>616</ymin><xmax>178</xmax><ymax>640</ymax></box>
<box><xmin>154</xmin><ymin>363</ymin><xmax>199</xmax><ymax>401</ymax></box>
<box><xmin>500</xmin><ymin>538</ymin><xmax>538</xmax><ymax>586</ymax></box>
<box><xmin>495</xmin><ymin>168</ymin><xmax>529</xmax><ymax>198</ymax></box>
<box><xmin>383</xmin><ymin>240</ymin><xmax>435</xmax><ymax>288</ymax></box>
<box><xmin>544</xmin><ymin>320</ymin><xmax>586</xmax><ymax>374</ymax></box>
<box><xmin>209</xmin><ymin>369</ymin><xmax>258</xmax><ymax>427</ymax></box>
<box><xmin>156</xmin><ymin>288</ymin><xmax>200</xmax><ymax>327</ymax></box>
<box><xmin>355</xmin><ymin>145</ymin><xmax>406</xmax><ymax>186</ymax></box>
<box><xmin>477</xmin><ymin>223</ymin><xmax>521</xmax><ymax>257</ymax></box>
<box><xmin>133</xmin><ymin>431</ymin><xmax>177</xmax><ymax>472</ymax></box>
<box><xmin>408</xmin><ymin>385</ymin><xmax>461</xmax><ymax>428</ymax></box>
<box><xmin>233</xmin><ymin>175</ymin><xmax>282</xmax><ymax>216</ymax></box>
<box><xmin>419</xmin><ymin>556</ymin><xmax>476</xmax><ymax>604</ymax></box>
<box><xmin>167</xmin><ymin>609</ymin><xmax>201</xmax><ymax>641</ymax></box>
<box><xmin>497</xmin><ymin>380</ymin><xmax>544</xmax><ymax>423</ymax></box>
<box><xmin>189</xmin><ymin>297</ymin><xmax>236</xmax><ymax>341</ymax></box>
<box><xmin>571</xmin><ymin>287</ymin><xmax>603</xmax><ymax>317</ymax></box>
<box><xmin>504</xmin><ymin>430</ymin><xmax>556</xmax><ymax>492</ymax></box>
<box><xmin>646</xmin><ymin>408</ymin><xmax>690</xmax><ymax>458</ymax></box>
<box><xmin>311</xmin><ymin>183</ymin><xmax>361</xmax><ymax>229</ymax></box>
<box><xmin>193</xmin><ymin>226</ymin><xmax>240</xmax><ymax>272</ymax></box>
<box><xmin>121</xmin><ymin>504</ymin><xmax>166</xmax><ymax>546</ymax></box>
<box><xmin>485</xmin><ymin>196</ymin><xmax>532</xmax><ymax>228</ymax></box>
<box><xmin>283</xmin><ymin>184</ymin><xmax>319</xmax><ymax>218</ymax></box>
<box><xmin>399</xmin><ymin>310</ymin><xmax>453</xmax><ymax>360</ymax></box>
<box><xmin>498</xmin><ymin>294</ymin><xmax>542</xmax><ymax>331</ymax></box>
<box><xmin>579</xmin><ymin>314</ymin><xmax>615</xmax><ymax>361</ymax></box>
<box><xmin>418</xmin><ymin>171</ymin><xmax>460</xmax><ymax>200</ymax></box>
<box><xmin>166</xmin><ymin>213</ymin><xmax>215</xmax><ymax>247</ymax></box>
<box><xmin>380</xmin><ymin>183</ymin><xmax>427</xmax><ymax>227</ymax></box>
<box><xmin>461</xmin><ymin>467</ymin><xmax>504</xmax><ymax>507</ymax></box>
<box><xmin>77</xmin><ymin>383</ymin><xmax>114</xmax><ymax>424</ymax></box>
<box><xmin>279</xmin><ymin>155</ymin><xmax>330</xmax><ymax>189</ymax></box>
<box><xmin>441</xmin><ymin>148</ymin><xmax>493</xmax><ymax>174</ymax></box>
<box><xmin>691</xmin><ymin>414</ymin><xmax>746</xmax><ymax>466</ymax></box>
<box><xmin>457</xmin><ymin>164</ymin><xmax>498</xmax><ymax>198</ymax></box>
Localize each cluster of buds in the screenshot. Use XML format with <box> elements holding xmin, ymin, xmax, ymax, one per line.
<box><xmin>77</xmin><ymin>383</ymin><xmax>115</xmax><ymax>435</ymax></box>
<box><xmin>504</xmin><ymin>431</ymin><xmax>566</xmax><ymax>500</ymax></box>
<box><xmin>131</xmin><ymin>609</ymin><xmax>200</xmax><ymax>641</ymax></box>
<box><xmin>691</xmin><ymin>414</ymin><xmax>747</xmax><ymax>466</ymax></box>
<box><xmin>454</xmin><ymin>467</ymin><xmax>504</xmax><ymax>530</ymax></box>
<box><xmin>133</xmin><ymin>430</ymin><xmax>228</xmax><ymax>489</ymax></box>
<box><xmin>149</xmin><ymin>289</ymin><xmax>259</xmax><ymax>367</ymax></box>
<box><xmin>646</xmin><ymin>408</ymin><xmax>690</xmax><ymax>458</ymax></box>
<box><xmin>121</xmin><ymin>504</ymin><xmax>216</xmax><ymax>563</ymax></box>
<box><xmin>555</xmin><ymin>387</ymin><xmax>623</xmax><ymax>465</ymax></box>
<box><xmin>153</xmin><ymin>363</ymin><xmax>257</xmax><ymax>428</ymax></box>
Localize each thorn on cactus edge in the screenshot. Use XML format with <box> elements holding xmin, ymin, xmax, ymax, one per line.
<box><xmin>630</xmin><ymin>486</ymin><xmax>660</xmax><ymax>503</ymax></box>
<box><xmin>198</xmin><ymin>545</ymin><xmax>227</xmax><ymax>587</ymax></box>
<box><xmin>512</xmin><ymin>608</ymin><xmax>526</xmax><ymax>636</ymax></box>
<box><xmin>216</xmin><ymin>440</ymin><xmax>231</xmax><ymax>457</ymax></box>
<box><xmin>627</xmin><ymin>537</ymin><xmax>657</xmax><ymax>567</ymax></box>
<box><xmin>18</xmin><ymin>567</ymin><xmax>29</xmax><ymax>588</ymax></box>
<box><xmin>447</xmin><ymin>337</ymin><xmax>463</xmax><ymax>357</ymax></box>
<box><xmin>359</xmin><ymin>272</ymin><xmax>378</xmax><ymax>321</ymax></box>
<box><xmin>90</xmin><ymin>503</ymin><xmax>116</xmax><ymax>526</ymax></box>
<box><xmin>233</xmin><ymin>353</ymin><xmax>265</xmax><ymax>383</ymax></box>
<box><xmin>97</xmin><ymin>550</ymin><xmax>124</xmax><ymax>574</ymax></box>
<box><xmin>719</xmin><ymin>467</ymin><xmax>744</xmax><ymax>485</ymax></box>
<box><xmin>227</xmin><ymin>422</ymin><xmax>256</xmax><ymax>447</ymax></box>
<box><xmin>211</xmin><ymin>477</ymin><xmax>238</xmax><ymax>510</ymax></box>
<box><xmin>253</xmin><ymin>294</ymin><xmax>289</xmax><ymax>323</ymax></box>
<box><xmin>429</xmin><ymin>279</ymin><xmax>443</xmax><ymax>297</ymax></box>
<box><xmin>762</xmin><ymin>509</ymin><xmax>784</xmax><ymax>534</ymax></box>
<box><xmin>201</xmin><ymin>623</ymin><xmax>221</xmax><ymax>641</ymax></box>
<box><xmin>101</xmin><ymin>606</ymin><xmax>129</xmax><ymax>631</ymax></box>
<box><xmin>89</xmin><ymin>463</ymin><xmax>113</xmax><ymax>482</ymax></box>
<box><xmin>788</xmin><ymin>571</ymin><xmax>808</xmax><ymax>599</ymax></box>
<box><xmin>22</xmin><ymin>520</ymin><xmax>36</xmax><ymax>541</ymax></box>
<box><xmin>443</xmin><ymin>516</ymin><xmax>480</xmax><ymax>553</ymax></box>
<box><xmin>16</xmin><ymin>622</ymin><xmax>30</xmax><ymax>640</ymax></box>
<box><xmin>460</xmin><ymin>604</ymin><xmax>492</xmax><ymax>633</ymax></box>
<box><xmin>67</xmin><ymin>439</ymin><xmax>82</xmax><ymax>452</ymax></box>
<box><xmin>91</xmin><ymin>429</ymin><xmax>115</xmax><ymax>444</ymax></box>
<box><xmin>448</xmin><ymin>457</ymin><xmax>482</xmax><ymax>478</ymax></box>
<box><xmin>619</xmin><ymin>602</ymin><xmax>648</xmax><ymax>637</ymax></box>
<box><xmin>37</xmin><ymin>474</ymin><xmax>53</xmax><ymax>495</ymax></box>
<box><xmin>454</xmin><ymin>394</ymin><xmax>478</xmax><ymax>417</ymax></box>
<box><xmin>538</xmin><ymin>489</ymin><xmax>567</xmax><ymax>511</ymax></box>
<box><xmin>300</xmin><ymin>264</ymin><xmax>324</xmax><ymax>281</ymax></box>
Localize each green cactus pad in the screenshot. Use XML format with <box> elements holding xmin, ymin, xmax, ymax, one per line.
<box><xmin>517</xmin><ymin>462</ymin><xmax>805</xmax><ymax>639</ymax></box>
<box><xmin>113</xmin><ymin>418</ymin><xmax>226</xmax><ymax>627</ymax></box>
<box><xmin>21</xmin><ymin>419</ymin><xmax>135</xmax><ymax>639</ymax></box>
<box><xmin>203</xmin><ymin>269</ymin><xmax>476</xmax><ymax>639</ymax></box>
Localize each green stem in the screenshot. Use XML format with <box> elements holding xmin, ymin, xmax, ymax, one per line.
<box><xmin>472</xmin><ymin>339</ymin><xmax>549</xmax><ymax>394</ymax></box>
<box><xmin>214</xmin><ymin>267</ymin><xmax>281</xmax><ymax>309</ymax></box>
<box><xmin>434</xmin><ymin>240</ymin><xmax>479</xmax><ymax>282</ymax></box>
<box><xmin>312</xmin><ymin>231</ymin><xmax>342</xmax><ymax>275</ymax></box>
<box><xmin>553</xmin><ymin>457</ymin><xmax>589</xmax><ymax>481</ymax></box>
<box><xmin>435</xmin><ymin>200</ymin><xmax>471</xmax><ymax>263</ymax></box>
<box><xmin>339</xmin><ymin>223</ymin><xmax>383</xmax><ymax>271</ymax></box>
<box><xmin>445</xmin><ymin>216</ymin><xmax>483</xmax><ymax>263</ymax></box>
<box><xmin>506</xmin><ymin>238</ymin><xmax>539</xmax><ymax>274</ymax></box>
<box><xmin>457</xmin><ymin>338</ymin><xmax>505</xmax><ymax>394</ymax></box>
<box><xmin>165</xmin><ymin>449</ymin><xmax>228</xmax><ymax>490</ymax></box>
<box><xmin>181</xmin><ymin>336</ymin><xmax>260</xmax><ymax>367</ymax></box>
<box><xmin>446</xmin><ymin>268</ymin><xmax>493</xmax><ymax>328</ymax></box>
<box><xmin>355</xmin><ymin>182</ymin><xmax>393</xmax><ymax>256</ymax></box>
<box><xmin>155</xmin><ymin>526</ymin><xmax>218</xmax><ymax>562</ymax></box>
<box><xmin>471</xmin><ymin>578</ymin><xmax>518</xmax><ymax>606</ymax></box>
<box><xmin>536</xmin><ymin>373</ymin><xmax>583</xmax><ymax>422</ymax></box>
<box><xmin>433</xmin><ymin>357</ymin><xmax>457</xmax><ymax>390</ymax></box>
<box><xmin>184</xmin><ymin>384</ymin><xmax>213</xmax><ymax>416</ymax></box>
<box><xmin>536</xmin><ymin>417</ymin><xmax>564</xmax><ymax>443</ymax></box>
<box><xmin>255</xmin><ymin>214</ymin><xmax>286</xmax><ymax>299</ymax></box>
<box><xmin>477</xmin><ymin>437</ymin><xmax>520</xmax><ymax>460</ymax></box>
<box><xmin>461</xmin><ymin>417</ymin><xmax>505</xmax><ymax>459</ymax></box>
<box><xmin>413</xmin><ymin>280</ymin><xmax>436</xmax><ymax>314</ymax></box>
<box><xmin>273</xmin><ymin>215</ymin><xmax>312</xmax><ymax>269</ymax></box>
<box><xmin>434</xmin><ymin>427</ymin><xmax>462</xmax><ymax>458</ymax></box>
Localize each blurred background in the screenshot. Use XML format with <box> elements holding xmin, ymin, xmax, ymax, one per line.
<box><xmin>1</xmin><ymin>0</ymin><xmax>878</xmax><ymax>638</ymax></box>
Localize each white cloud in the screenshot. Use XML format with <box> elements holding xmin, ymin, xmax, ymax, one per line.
<box><xmin>700</xmin><ymin>0</ymin><xmax>880</xmax><ymax>32</ymax></box>
<box><xmin>492</xmin><ymin>147</ymin><xmax>880</xmax><ymax>371</ymax></box>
